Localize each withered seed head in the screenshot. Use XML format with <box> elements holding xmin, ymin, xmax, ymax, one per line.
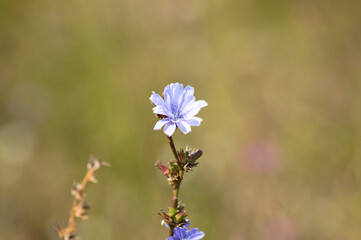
<box><xmin>74</xmin><ymin>202</ymin><xmax>90</xmax><ymax>219</ymax></box>
<box><xmin>71</xmin><ymin>183</ymin><xmax>84</xmax><ymax>200</ymax></box>
<box><xmin>88</xmin><ymin>156</ymin><xmax>110</xmax><ymax>170</ymax></box>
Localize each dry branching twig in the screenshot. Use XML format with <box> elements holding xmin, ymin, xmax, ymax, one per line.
<box><xmin>56</xmin><ymin>155</ymin><xmax>109</xmax><ymax>240</ymax></box>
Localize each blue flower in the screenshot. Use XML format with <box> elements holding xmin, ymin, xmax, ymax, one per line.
<box><xmin>150</xmin><ymin>83</ymin><xmax>208</xmax><ymax>137</ymax></box>
<box><xmin>166</xmin><ymin>222</ymin><xmax>205</xmax><ymax>240</ymax></box>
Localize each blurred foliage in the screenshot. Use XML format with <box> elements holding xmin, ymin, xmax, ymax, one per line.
<box><xmin>0</xmin><ymin>0</ymin><xmax>360</xmax><ymax>239</ymax></box>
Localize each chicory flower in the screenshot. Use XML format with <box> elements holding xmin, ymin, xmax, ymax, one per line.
<box><xmin>166</xmin><ymin>222</ymin><xmax>205</xmax><ymax>240</ymax></box>
<box><xmin>150</xmin><ymin>83</ymin><xmax>208</xmax><ymax>137</ymax></box>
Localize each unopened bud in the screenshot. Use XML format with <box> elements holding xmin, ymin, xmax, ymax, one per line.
<box><xmin>175</xmin><ymin>210</ymin><xmax>188</xmax><ymax>222</ymax></box>
<box><xmin>189</xmin><ymin>150</ymin><xmax>203</xmax><ymax>161</ymax></box>
<box><xmin>155</xmin><ymin>160</ymin><xmax>170</xmax><ymax>176</ymax></box>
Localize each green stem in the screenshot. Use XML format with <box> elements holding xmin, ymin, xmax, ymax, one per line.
<box><xmin>167</xmin><ymin>136</ymin><xmax>184</xmax><ymax>237</ymax></box>
<box><xmin>167</xmin><ymin>136</ymin><xmax>180</xmax><ymax>163</ymax></box>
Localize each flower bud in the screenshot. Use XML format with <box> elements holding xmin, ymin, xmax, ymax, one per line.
<box><xmin>155</xmin><ymin>160</ymin><xmax>170</xmax><ymax>176</ymax></box>
<box><xmin>189</xmin><ymin>150</ymin><xmax>203</xmax><ymax>161</ymax></box>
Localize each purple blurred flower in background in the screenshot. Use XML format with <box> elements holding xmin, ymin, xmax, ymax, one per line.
<box><xmin>242</xmin><ymin>140</ymin><xmax>281</xmax><ymax>174</ymax></box>
<box><xmin>266</xmin><ymin>215</ymin><xmax>298</xmax><ymax>240</ymax></box>
<box><xmin>166</xmin><ymin>222</ymin><xmax>205</xmax><ymax>240</ymax></box>
<box><xmin>150</xmin><ymin>83</ymin><xmax>208</xmax><ymax>137</ymax></box>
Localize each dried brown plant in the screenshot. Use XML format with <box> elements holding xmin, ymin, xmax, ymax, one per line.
<box><xmin>56</xmin><ymin>155</ymin><xmax>109</xmax><ymax>240</ymax></box>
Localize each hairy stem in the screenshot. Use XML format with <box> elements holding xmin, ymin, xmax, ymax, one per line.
<box><xmin>167</xmin><ymin>136</ymin><xmax>185</xmax><ymax>237</ymax></box>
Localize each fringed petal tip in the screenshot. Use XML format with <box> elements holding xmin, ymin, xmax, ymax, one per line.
<box><xmin>150</xmin><ymin>91</ymin><xmax>166</xmax><ymax>107</ymax></box>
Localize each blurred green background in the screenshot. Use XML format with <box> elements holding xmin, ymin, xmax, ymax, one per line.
<box><xmin>0</xmin><ymin>0</ymin><xmax>361</xmax><ymax>239</ymax></box>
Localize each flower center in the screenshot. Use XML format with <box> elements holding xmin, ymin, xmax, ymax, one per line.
<box><xmin>171</xmin><ymin>105</ymin><xmax>182</xmax><ymax>120</ymax></box>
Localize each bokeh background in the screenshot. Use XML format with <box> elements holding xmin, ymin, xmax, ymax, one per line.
<box><xmin>1</xmin><ymin>0</ymin><xmax>361</xmax><ymax>239</ymax></box>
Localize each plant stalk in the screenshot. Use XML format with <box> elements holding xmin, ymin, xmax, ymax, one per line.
<box><xmin>167</xmin><ymin>136</ymin><xmax>184</xmax><ymax>237</ymax></box>
<box><xmin>167</xmin><ymin>136</ymin><xmax>179</xmax><ymax>163</ymax></box>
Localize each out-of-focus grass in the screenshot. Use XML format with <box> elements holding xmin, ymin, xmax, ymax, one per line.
<box><xmin>0</xmin><ymin>0</ymin><xmax>360</xmax><ymax>239</ymax></box>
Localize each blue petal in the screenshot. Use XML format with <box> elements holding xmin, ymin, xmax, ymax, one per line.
<box><xmin>179</xmin><ymin>85</ymin><xmax>195</xmax><ymax>110</ymax></box>
<box><xmin>180</xmin><ymin>96</ymin><xmax>195</xmax><ymax>112</ymax></box>
<box><xmin>171</xmin><ymin>83</ymin><xmax>184</xmax><ymax>105</ymax></box>
<box><xmin>182</xmin><ymin>100</ymin><xmax>208</xmax><ymax>118</ymax></box>
<box><xmin>174</xmin><ymin>227</ymin><xmax>187</xmax><ymax>238</ymax></box>
<box><xmin>153</xmin><ymin>118</ymin><xmax>169</xmax><ymax>130</ymax></box>
<box><xmin>184</xmin><ymin>85</ymin><xmax>194</xmax><ymax>96</ymax></box>
<box><xmin>163</xmin><ymin>84</ymin><xmax>172</xmax><ymax>99</ymax></box>
<box><xmin>164</xmin><ymin>92</ymin><xmax>173</xmax><ymax>114</ymax></box>
<box><xmin>166</xmin><ymin>237</ymin><xmax>175</xmax><ymax>240</ymax></box>
<box><xmin>152</xmin><ymin>106</ymin><xmax>171</xmax><ymax>117</ymax></box>
<box><xmin>187</xmin><ymin>228</ymin><xmax>199</xmax><ymax>236</ymax></box>
<box><xmin>177</xmin><ymin>121</ymin><xmax>191</xmax><ymax>134</ymax></box>
<box><xmin>150</xmin><ymin>91</ymin><xmax>166</xmax><ymax>107</ymax></box>
<box><xmin>189</xmin><ymin>231</ymin><xmax>205</xmax><ymax>240</ymax></box>
<box><xmin>163</xmin><ymin>122</ymin><xmax>177</xmax><ymax>136</ymax></box>
<box><xmin>185</xmin><ymin>117</ymin><xmax>202</xmax><ymax>127</ymax></box>
<box><xmin>164</xmin><ymin>83</ymin><xmax>185</xmax><ymax>115</ymax></box>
